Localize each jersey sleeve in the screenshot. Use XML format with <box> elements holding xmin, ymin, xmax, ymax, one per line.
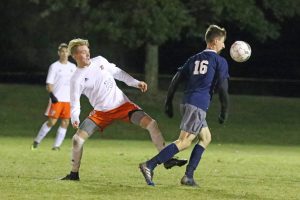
<box><xmin>178</xmin><ymin>56</ymin><xmax>194</xmax><ymax>78</ymax></box>
<box><xmin>70</xmin><ymin>73</ymin><xmax>83</xmax><ymax>124</ymax></box>
<box><xmin>217</xmin><ymin>57</ymin><xmax>229</xmax><ymax>82</ymax></box>
<box><xmin>46</xmin><ymin>63</ymin><xmax>56</xmax><ymax>84</ymax></box>
<box><xmin>101</xmin><ymin>56</ymin><xmax>140</xmax><ymax>88</ymax></box>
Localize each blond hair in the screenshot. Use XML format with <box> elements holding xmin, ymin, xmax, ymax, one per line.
<box><xmin>205</xmin><ymin>25</ymin><xmax>226</xmax><ymax>43</ymax></box>
<box><xmin>68</xmin><ymin>38</ymin><xmax>89</xmax><ymax>55</ymax></box>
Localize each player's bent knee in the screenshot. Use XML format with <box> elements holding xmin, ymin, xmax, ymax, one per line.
<box><xmin>47</xmin><ymin>120</ymin><xmax>57</xmax><ymax>127</ymax></box>
<box><xmin>61</xmin><ymin>119</ymin><xmax>70</xmax><ymax>128</ymax></box>
<box><xmin>203</xmin><ymin>134</ymin><xmax>211</xmax><ymax>145</ymax></box>
<box><xmin>175</xmin><ymin>139</ymin><xmax>192</xmax><ymax>150</ymax></box>
<box><xmin>199</xmin><ymin>129</ymin><xmax>212</xmax><ymax>147</ymax></box>
<box><xmin>72</xmin><ymin>134</ymin><xmax>85</xmax><ymax>151</ymax></box>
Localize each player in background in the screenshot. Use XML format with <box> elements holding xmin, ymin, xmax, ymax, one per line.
<box><xmin>139</xmin><ymin>25</ymin><xmax>229</xmax><ymax>186</ymax></box>
<box><xmin>31</xmin><ymin>43</ymin><xmax>76</xmax><ymax>150</ymax></box>
<box><xmin>61</xmin><ymin>38</ymin><xmax>187</xmax><ymax>181</ymax></box>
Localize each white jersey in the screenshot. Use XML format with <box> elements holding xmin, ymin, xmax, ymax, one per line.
<box><xmin>46</xmin><ymin>61</ymin><xmax>76</xmax><ymax>102</ymax></box>
<box><xmin>70</xmin><ymin>56</ymin><xmax>140</xmax><ymax>123</ymax></box>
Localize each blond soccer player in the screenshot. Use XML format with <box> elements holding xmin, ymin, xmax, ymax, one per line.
<box><xmin>31</xmin><ymin>43</ymin><xmax>76</xmax><ymax>150</ymax></box>
<box><xmin>61</xmin><ymin>38</ymin><xmax>187</xmax><ymax>181</ymax></box>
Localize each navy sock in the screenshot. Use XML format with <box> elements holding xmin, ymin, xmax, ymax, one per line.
<box><xmin>185</xmin><ymin>144</ymin><xmax>205</xmax><ymax>178</ymax></box>
<box><xmin>146</xmin><ymin>143</ymin><xmax>179</xmax><ymax>170</ymax></box>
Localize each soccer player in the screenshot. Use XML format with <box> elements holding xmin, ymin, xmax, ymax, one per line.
<box><xmin>31</xmin><ymin>43</ymin><xmax>76</xmax><ymax>150</ymax></box>
<box><xmin>61</xmin><ymin>38</ymin><xmax>187</xmax><ymax>181</ymax></box>
<box><xmin>139</xmin><ymin>25</ymin><xmax>229</xmax><ymax>186</ymax></box>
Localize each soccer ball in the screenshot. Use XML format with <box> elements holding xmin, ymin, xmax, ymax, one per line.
<box><xmin>230</xmin><ymin>41</ymin><xmax>251</xmax><ymax>62</ymax></box>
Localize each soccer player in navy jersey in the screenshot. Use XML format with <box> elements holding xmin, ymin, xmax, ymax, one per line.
<box><xmin>139</xmin><ymin>24</ymin><xmax>229</xmax><ymax>186</ymax></box>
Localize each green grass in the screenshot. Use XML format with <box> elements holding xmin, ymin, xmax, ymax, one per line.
<box><xmin>0</xmin><ymin>137</ymin><xmax>299</xmax><ymax>200</ymax></box>
<box><xmin>0</xmin><ymin>84</ymin><xmax>300</xmax><ymax>199</ymax></box>
<box><xmin>1</xmin><ymin>84</ymin><xmax>299</xmax><ymax>145</ymax></box>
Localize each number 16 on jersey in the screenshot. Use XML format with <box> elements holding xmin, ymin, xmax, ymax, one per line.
<box><xmin>193</xmin><ymin>60</ymin><xmax>208</xmax><ymax>75</ymax></box>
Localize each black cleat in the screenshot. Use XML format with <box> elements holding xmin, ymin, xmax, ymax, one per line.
<box><xmin>61</xmin><ymin>172</ymin><xmax>80</xmax><ymax>181</ymax></box>
<box><xmin>180</xmin><ymin>175</ymin><xmax>198</xmax><ymax>187</ymax></box>
<box><xmin>164</xmin><ymin>157</ymin><xmax>188</xmax><ymax>169</ymax></box>
<box><xmin>31</xmin><ymin>141</ymin><xmax>39</xmax><ymax>150</ymax></box>
<box><xmin>52</xmin><ymin>147</ymin><xmax>60</xmax><ymax>151</ymax></box>
<box><xmin>139</xmin><ymin>162</ymin><xmax>154</xmax><ymax>186</ymax></box>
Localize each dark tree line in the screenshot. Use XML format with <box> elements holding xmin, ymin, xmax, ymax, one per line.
<box><xmin>0</xmin><ymin>0</ymin><xmax>299</xmax><ymax>92</ymax></box>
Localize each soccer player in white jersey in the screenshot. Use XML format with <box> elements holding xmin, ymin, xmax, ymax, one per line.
<box><xmin>61</xmin><ymin>38</ymin><xmax>187</xmax><ymax>181</ymax></box>
<box><xmin>31</xmin><ymin>43</ymin><xmax>76</xmax><ymax>150</ymax></box>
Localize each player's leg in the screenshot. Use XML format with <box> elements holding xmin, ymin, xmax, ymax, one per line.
<box><xmin>52</xmin><ymin>118</ymin><xmax>69</xmax><ymax>150</ymax></box>
<box><xmin>31</xmin><ymin>118</ymin><xmax>58</xmax><ymax>149</ymax></box>
<box><xmin>139</xmin><ymin>130</ymin><xmax>196</xmax><ymax>185</ymax></box>
<box><xmin>131</xmin><ymin>111</ymin><xmax>165</xmax><ymax>151</ymax></box>
<box><xmin>181</xmin><ymin>126</ymin><xmax>211</xmax><ymax>187</ymax></box>
<box><xmin>61</xmin><ymin>118</ymin><xmax>99</xmax><ymax>181</ymax></box>
<box><xmin>179</xmin><ymin>105</ymin><xmax>209</xmax><ymax>186</ymax></box>
<box><xmin>130</xmin><ymin>110</ymin><xmax>187</xmax><ymax>169</ymax></box>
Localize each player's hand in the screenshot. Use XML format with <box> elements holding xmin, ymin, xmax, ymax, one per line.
<box><xmin>72</xmin><ymin>121</ymin><xmax>79</xmax><ymax>129</ymax></box>
<box><xmin>165</xmin><ymin>101</ymin><xmax>173</xmax><ymax>118</ymax></box>
<box><xmin>138</xmin><ymin>81</ymin><xmax>148</xmax><ymax>92</ymax></box>
<box><xmin>49</xmin><ymin>92</ymin><xmax>58</xmax><ymax>103</ymax></box>
<box><xmin>218</xmin><ymin>112</ymin><xmax>228</xmax><ymax>124</ymax></box>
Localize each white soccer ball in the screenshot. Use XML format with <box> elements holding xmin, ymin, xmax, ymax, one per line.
<box><xmin>230</xmin><ymin>41</ymin><xmax>251</xmax><ymax>62</ymax></box>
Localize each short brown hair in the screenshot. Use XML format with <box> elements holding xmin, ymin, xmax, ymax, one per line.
<box><xmin>68</xmin><ymin>38</ymin><xmax>89</xmax><ymax>55</ymax></box>
<box><xmin>205</xmin><ymin>25</ymin><xmax>226</xmax><ymax>43</ymax></box>
<box><xmin>58</xmin><ymin>43</ymin><xmax>68</xmax><ymax>51</ymax></box>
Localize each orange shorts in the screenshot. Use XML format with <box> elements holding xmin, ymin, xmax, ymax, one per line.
<box><xmin>44</xmin><ymin>100</ymin><xmax>71</xmax><ymax>119</ymax></box>
<box><xmin>88</xmin><ymin>102</ymin><xmax>141</xmax><ymax>131</ymax></box>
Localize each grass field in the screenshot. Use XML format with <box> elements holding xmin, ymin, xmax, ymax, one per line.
<box><xmin>0</xmin><ymin>138</ymin><xmax>299</xmax><ymax>200</ymax></box>
<box><xmin>0</xmin><ymin>84</ymin><xmax>300</xmax><ymax>199</ymax></box>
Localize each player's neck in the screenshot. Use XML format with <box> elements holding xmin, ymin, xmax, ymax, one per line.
<box><xmin>206</xmin><ymin>44</ymin><xmax>217</xmax><ymax>52</ymax></box>
<box><xmin>59</xmin><ymin>59</ymin><xmax>68</xmax><ymax>64</ymax></box>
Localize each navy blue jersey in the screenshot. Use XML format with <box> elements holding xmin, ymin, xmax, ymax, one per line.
<box><xmin>179</xmin><ymin>49</ymin><xmax>229</xmax><ymax>111</ymax></box>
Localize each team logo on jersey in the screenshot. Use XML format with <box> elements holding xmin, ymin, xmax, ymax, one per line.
<box><xmin>50</xmin><ymin>110</ymin><xmax>56</xmax><ymax>116</ymax></box>
<box><xmin>99</xmin><ymin>65</ymin><xmax>104</xmax><ymax>70</ymax></box>
<box><xmin>104</xmin><ymin>78</ymin><xmax>113</xmax><ymax>90</ymax></box>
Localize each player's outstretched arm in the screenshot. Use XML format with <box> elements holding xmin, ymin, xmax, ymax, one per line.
<box><xmin>108</xmin><ymin>66</ymin><xmax>140</xmax><ymax>88</ymax></box>
<box><xmin>165</xmin><ymin>71</ymin><xmax>183</xmax><ymax>118</ymax></box>
<box><xmin>218</xmin><ymin>78</ymin><xmax>229</xmax><ymax>124</ymax></box>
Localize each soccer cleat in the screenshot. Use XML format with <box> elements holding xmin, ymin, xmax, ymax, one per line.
<box><xmin>52</xmin><ymin>147</ymin><xmax>60</xmax><ymax>151</ymax></box>
<box><xmin>139</xmin><ymin>162</ymin><xmax>155</xmax><ymax>186</ymax></box>
<box><xmin>180</xmin><ymin>175</ymin><xmax>199</xmax><ymax>187</ymax></box>
<box><xmin>31</xmin><ymin>141</ymin><xmax>39</xmax><ymax>150</ymax></box>
<box><xmin>61</xmin><ymin>172</ymin><xmax>80</xmax><ymax>181</ymax></box>
<box><xmin>163</xmin><ymin>157</ymin><xmax>188</xmax><ymax>169</ymax></box>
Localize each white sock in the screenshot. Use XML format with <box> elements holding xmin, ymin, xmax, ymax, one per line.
<box><xmin>35</xmin><ymin>122</ymin><xmax>51</xmax><ymax>143</ymax></box>
<box><xmin>53</xmin><ymin>126</ymin><xmax>67</xmax><ymax>147</ymax></box>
